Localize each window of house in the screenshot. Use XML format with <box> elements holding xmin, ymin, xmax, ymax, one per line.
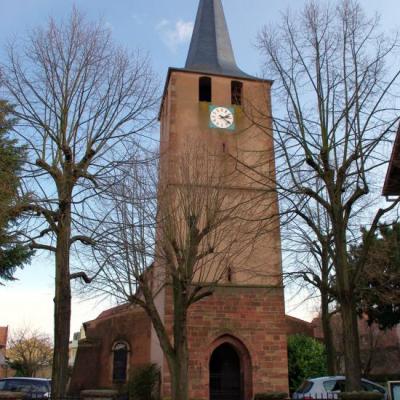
<box><xmin>231</xmin><ymin>81</ymin><xmax>243</xmax><ymax>105</ymax></box>
<box><xmin>199</xmin><ymin>77</ymin><xmax>212</xmax><ymax>102</ymax></box>
<box><xmin>112</xmin><ymin>342</ymin><xmax>129</xmax><ymax>383</ymax></box>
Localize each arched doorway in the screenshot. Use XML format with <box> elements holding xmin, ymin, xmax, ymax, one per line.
<box><xmin>209</xmin><ymin>342</ymin><xmax>242</xmax><ymax>400</ymax></box>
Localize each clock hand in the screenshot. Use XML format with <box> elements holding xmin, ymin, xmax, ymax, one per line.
<box><xmin>220</xmin><ymin>114</ymin><xmax>232</xmax><ymax>120</ymax></box>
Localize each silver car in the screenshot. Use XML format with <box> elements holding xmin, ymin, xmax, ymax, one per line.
<box><xmin>293</xmin><ymin>376</ymin><xmax>387</xmax><ymax>399</ymax></box>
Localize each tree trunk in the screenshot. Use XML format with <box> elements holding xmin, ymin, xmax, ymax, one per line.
<box><xmin>321</xmin><ymin>289</ymin><xmax>335</xmax><ymax>375</ymax></box>
<box><xmin>52</xmin><ymin>201</ymin><xmax>72</xmax><ymax>398</ymax></box>
<box><xmin>320</xmin><ymin>245</ymin><xmax>336</xmax><ymax>376</ymax></box>
<box><xmin>340</xmin><ymin>295</ymin><xmax>361</xmax><ymax>390</ymax></box>
<box><xmin>170</xmin><ymin>354</ymin><xmax>189</xmax><ymax>400</ymax></box>
<box><xmin>333</xmin><ymin>215</ymin><xmax>362</xmax><ymax>391</ymax></box>
<box><xmin>170</xmin><ymin>281</ymin><xmax>189</xmax><ymax>400</ymax></box>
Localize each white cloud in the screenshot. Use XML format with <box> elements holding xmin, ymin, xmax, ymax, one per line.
<box><xmin>156</xmin><ymin>19</ymin><xmax>194</xmax><ymax>52</ymax></box>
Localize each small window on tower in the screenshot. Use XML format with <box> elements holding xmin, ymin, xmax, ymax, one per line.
<box><xmin>199</xmin><ymin>77</ymin><xmax>212</xmax><ymax>102</ymax></box>
<box><xmin>231</xmin><ymin>81</ymin><xmax>243</xmax><ymax>105</ymax></box>
<box><xmin>227</xmin><ymin>266</ymin><xmax>233</xmax><ymax>283</ymax></box>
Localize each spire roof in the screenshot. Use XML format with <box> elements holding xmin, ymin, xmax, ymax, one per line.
<box><xmin>184</xmin><ymin>0</ymin><xmax>252</xmax><ymax>79</ymax></box>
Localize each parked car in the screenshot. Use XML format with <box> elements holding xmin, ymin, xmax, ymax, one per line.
<box><xmin>293</xmin><ymin>376</ymin><xmax>387</xmax><ymax>399</ymax></box>
<box><xmin>0</xmin><ymin>378</ymin><xmax>51</xmax><ymax>399</ymax></box>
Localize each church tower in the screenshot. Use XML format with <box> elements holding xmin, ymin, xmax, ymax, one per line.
<box><xmin>156</xmin><ymin>1</ymin><xmax>289</xmax><ymax>398</ymax></box>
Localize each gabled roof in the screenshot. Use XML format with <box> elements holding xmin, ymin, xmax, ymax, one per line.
<box><xmin>184</xmin><ymin>0</ymin><xmax>254</xmax><ymax>80</ymax></box>
<box><xmin>96</xmin><ymin>303</ymin><xmax>131</xmax><ymax>320</ymax></box>
<box><xmin>0</xmin><ymin>326</ymin><xmax>8</xmax><ymax>348</ymax></box>
<box><xmin>383</xmin><ymin>124</ymin><xmax>400</xmax><ymax>196</ymax></box>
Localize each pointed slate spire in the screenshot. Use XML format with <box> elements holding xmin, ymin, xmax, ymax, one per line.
<box><xmin>185</xmin><ymin>0</ymin><xmax>251</xmax><ymax>79</ymax></box>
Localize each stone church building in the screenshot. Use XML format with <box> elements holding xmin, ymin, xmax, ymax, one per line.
<box><xmin>70</xmin><ymin>0</ymin><xmax>289</xmax><ymax>399</ymax></box>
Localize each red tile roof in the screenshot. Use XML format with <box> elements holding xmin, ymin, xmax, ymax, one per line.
<box><xmin>286</xmin><ymin>315</ymin><xmax>314</xmax><ymax>337</ymax></box>
<box><xmin>0</xmin><ymin>326</ymin><xmax>8</xmax><ymax>348</ymax></box>
<box><xmin>383</xmin><ymin>124</ymin><xmax>400</xmax><ymax>196</ymax></box>
<box><xmin>96</xmin><ymin>303</ymin><xmax>131</xmax><ymax>320</ymax></box>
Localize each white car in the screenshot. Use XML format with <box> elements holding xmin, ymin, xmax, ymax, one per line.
<box><xmin>292</xmin><ymin>376</ymin><xmax>387</xmax><ymax>399</ymax></box>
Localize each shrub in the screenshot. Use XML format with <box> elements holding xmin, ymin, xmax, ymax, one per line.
<box><xmin>287</xmin><ymin>334</ymin><xmax>328</xmax><ymax>393</ymax></box>
<box><xmin>128</xmin><ymin>364</ymin><xmax>160</xmax><ymax>400</ymax></box>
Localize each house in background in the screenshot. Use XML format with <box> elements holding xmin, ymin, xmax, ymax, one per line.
<box><xmin>383</xmin><ymin>124</ymin><xmax>400</xmax><ymax>197</ymax></box>
<box><xmin>0</xmin><ymin>326</ymin><xmax>8</xmax><ymax>378</ymax></box>
<box><xmin>286</xmin><ymin>315</ymin><xmax>314</xmax><ymax>338</ymax></box>
<box><xmin>312</xmin><ymin>316</ymin><xmax>400</xmax><ymax>380</ymax></box>
<box><xmin>69</xmin><ymin>327</ymin><xmax>86</xmax><ymax>369</ymax></box>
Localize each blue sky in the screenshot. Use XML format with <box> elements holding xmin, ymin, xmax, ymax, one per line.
<box><xmin>0</xmin><ymin>0</ymin><xmax>399</xmax><ymax>337</ymax></box>
<box><xmin>2</xmin><ymin>0</ymin><xmax>398</xmax><ymax>83</ymax></box>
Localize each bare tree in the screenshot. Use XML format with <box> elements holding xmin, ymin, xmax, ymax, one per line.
<box><xmin>328</xmin><ymin>314</ymin><xmax>384</xmax><ymax>377</ymax></box>
<box><xmin>253</xmin><ymin>0</ymin><xmax>400</xmax><ymax>390</ymax></box>
<box><xmin>7</xmin><ymin>328</ymin><xmax>53</xmax><ymax>378</ymax></box>
<box><xmin>0</xmin><ymin>10</ymin><xmax>158</xmax><ymax>396</ymax></box>
<box><xmin>283</xmin><ymin>197</ymin><xmax>337</xmax><ymax>374</ymax></box>
<box><xmin>88</xmin><ymin>145</ymin><xmax>264</xmax><ymax>400</ymax></box>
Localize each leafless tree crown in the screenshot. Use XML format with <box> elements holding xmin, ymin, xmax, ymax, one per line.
<box><xmin>0</xmin><ymin>9</ymin><xmax>159</xmax><ymax>254</ymax></box>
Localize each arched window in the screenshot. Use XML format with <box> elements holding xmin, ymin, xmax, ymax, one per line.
<box><xmin>231</xmin><ymin>81</ymin><xmax>243</xmax><ymax>105</ymax></box>
<box><xmin>112</xmin><ymin>341</ymin><xmax>129</xmax><ymax>383</ymax></box>
<box><xmin>199</xmin><ymin>77</ymin><xmax>212</xmax><ymax>102</ymax></box>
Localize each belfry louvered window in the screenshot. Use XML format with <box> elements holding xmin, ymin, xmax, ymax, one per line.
<box><xmin>231</xmin><ymin>81</ymin><xmax>243</xmax><ymax>105</ymax></box>
<box><xmin>199</xmin><ymin>76</ymin><xmax>212</xmax><ymax>102</ymax></box>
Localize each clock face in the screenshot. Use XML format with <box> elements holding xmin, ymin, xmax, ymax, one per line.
<box><xmin>209</xmin><ymin>106</ymin><xmax>235</xmax><ymax>130</ymax></box>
